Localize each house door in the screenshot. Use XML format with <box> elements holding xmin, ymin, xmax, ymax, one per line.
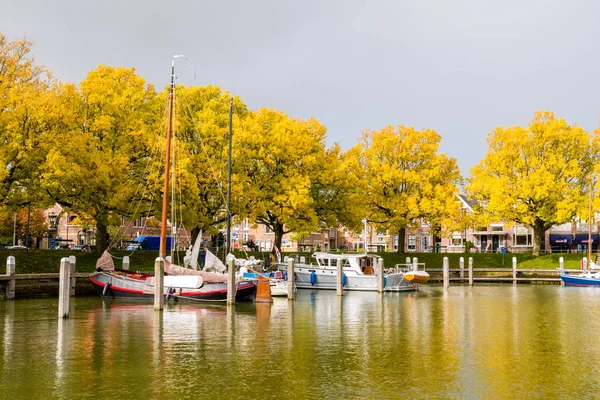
<box><xmin>480</xmin><ymin>236</ymin><xmax>488</xmax><ymax>252</ymax></box>
<box><xmin>420</xmin><ymin>233</ymin><xmax>429</xmax><ymax>252</ymax></box>
<box><xmin>492</xmin><ymin>235</ymin><xmax>499</xmax><ymax>252</ymax></box>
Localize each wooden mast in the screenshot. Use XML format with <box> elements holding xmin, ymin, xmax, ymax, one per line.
<box><xmin>226</xmin><ymin>98</ymin><xmax>233</xmax><ymax>256</ymax></box>
<box><xmin>589</xmin><ymin>175</ymin><xmax>593</xmax><ymax>271</ymax></box>
<box><xmin>160</xmin><ymin>57</ymin><xmax>176</xmax><ymax>259</ymax></box>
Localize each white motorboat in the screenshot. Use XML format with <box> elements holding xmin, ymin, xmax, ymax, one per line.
<box><xmin>278</xmin><ymin>252</ymin><xmax>419</xmax><ymax>292</ymax></box>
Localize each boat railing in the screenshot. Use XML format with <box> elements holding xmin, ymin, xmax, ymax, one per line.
<box><xmin>393</xmin><ymin>263</ymin><xmax>426</xmax><ymax>274</ymax></box>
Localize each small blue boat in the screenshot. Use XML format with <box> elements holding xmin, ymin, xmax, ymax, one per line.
<box><xmin>559</xmin><ymin>269</ymin><xmax>600</xmax><ymax>286</ymax></box>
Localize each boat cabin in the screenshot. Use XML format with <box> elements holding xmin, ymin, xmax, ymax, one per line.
<box><xmin>311</xmin><ymin>252</ymin><xmax>378</xmax><ymax>275</ymax></box>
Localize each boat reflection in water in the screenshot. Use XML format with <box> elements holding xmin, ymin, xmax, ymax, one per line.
<box><xmin>5</xmin><ymin>287</ymin><xmax>600</xmax><ymax>398</ymax></box>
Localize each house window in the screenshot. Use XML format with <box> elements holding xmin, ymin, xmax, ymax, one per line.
<box><xmin>265</xmin><ymin>225</ymin><xmax>274</xmax><ymax>234</ymax></box>
<box><xmin>134</xmin><ymin>218</ymin><xmax>144</xmax><ymax>228</ymax></box>
<box><xmin>407</xmin><ymin>234</ymin><xmax>416</xmax><ymax>251</ymax></box>
<box><xmin>242</xmin><ymin>218</ymin><xmax>249</xmax><ymax>230</ymax></box>
<box><xmin>514</xmin><ymin>226</ymin><xmax>532</xmax><ymax>246</ymax></box>
<box><xmin>450</xmin><ymin>231</ymin><xmax>463</xmax><ymax>247</ymax></box>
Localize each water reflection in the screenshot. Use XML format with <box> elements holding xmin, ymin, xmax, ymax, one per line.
<box><xmin>2</xmin><ymin>287</ymin><xmax>600</xmax><ymax>397</ymax></box>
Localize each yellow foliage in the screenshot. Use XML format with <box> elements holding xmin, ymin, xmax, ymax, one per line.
<box><xmin>358</xmin><ymin>125</ymin><xmax>461</xmax><ymax>237</ymax></box>
<box><xmin>467</xmin><ymin>111</ymin><xmax>598</xmax><ymax>255</ymax></box>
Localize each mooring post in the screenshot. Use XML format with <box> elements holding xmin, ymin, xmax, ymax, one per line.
<box><xmin>443</xmin><ymin>257</ymin><xmax>449</xmax><ymax>288</ymax></box>
<box><xmin>122</xmin><ymin>256</ymin><xmax>130</xmax><ymax>271</ymax></box>
<box><xmin>412</xmin><ymin>257</ymin><xmax>418</xmax><ymax>271</ymax></box>
<box><xmin>154</xmin><ymin>257</ymin><xmax>164</xmax><ymax>311</ymax></box>
<box><xmin>468</xmin><ymin>257</ymin><xmax>473</xmax><ymax>286</ymax></box>
<box><xmin>406</xmin><ymin>257</ymin><xmax>411</xmax><ymax>269</ymax></box>
<box><xmin>58</xmin><ymin>258</ymin><xmax>71</xmax><ymax>318</ymax></box>
<box><xmin>512</xmin><ymin>257</ymin><xmax>517</xmax><ymax>285</ymax></box>
<box><xmin>227</xmin><ymin>258</ymin><xmax>235</xmax><ymax>305</ymax></box>
<box><xmin>69</xmin><ymin>255</ymin><xmax>76</xmax><ymax>296</ymax></box>
<box><xmin>377</xmin><ymin>258</ymin><xmax>384</xmax><ymax>293</ymax></box>
<box><xmin>559</xmin><ymin>257</ymin><xmax>565</xmax><ymax>286</ymax></box>
<box><xmin>6</xmin><ymin>256</ymin><xmax>15</xmax><ymax>300</ymax></box>
<box><xmin>336</xmin><ymin>258</ymin><xmax>344</xmax><ymax>296</ymax></box>
<box><xmin>287</xmin><ymin>258</ymin><xmax>295</xmax><ymax>300</ymax></box>
<box><xmin>459</xmin><ymin>257</ymin><xmax>465</xmax><ymax>282</ymax></box>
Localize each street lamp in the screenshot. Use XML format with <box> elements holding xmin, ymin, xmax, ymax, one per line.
<box><xmin>362</xmin><ymin>218</ymin><xmax>368</xmax><ymax>255</ymax></box>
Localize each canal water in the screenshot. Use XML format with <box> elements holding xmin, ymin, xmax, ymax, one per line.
<box><xmin>1</xmin><ymin>285</ymin><xmax>599</xmax><ymax>399</ymax></box>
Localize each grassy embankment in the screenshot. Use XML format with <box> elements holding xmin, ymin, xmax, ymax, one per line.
<box><xmin>0</xmin><ymin>249</ymin><xmax>585</xmax><ymax>274</ymax></box>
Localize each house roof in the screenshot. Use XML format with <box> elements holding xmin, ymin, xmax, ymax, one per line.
<box><xmin>458</xmin><ymin>194</ymin><xmax>478</xmax><ymax>212</ymax></box>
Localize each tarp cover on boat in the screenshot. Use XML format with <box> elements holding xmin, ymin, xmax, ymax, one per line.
<box><xmin>164</xmin><ymin>260</ymin><xmax>228</xmax><ymax>283</ymax></box>
<box><xmin>575</xmin><ymin>233</ymin><xmax>600</xmax><ymax>244</ymax></box>
<box><xmin>96</xmin><ymin>250</ymin><xmax>115</xmax><ymax>271</ymax></box>
<box><xmin>549</xmin><ymin>234</ymin><xmax>573</xmax><ymax>245</ymax></box>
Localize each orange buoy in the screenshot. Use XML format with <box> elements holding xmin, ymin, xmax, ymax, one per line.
<box><xmin>255</xmin><ymin>275</ymin><xmax>273</xmax><ymax>303</ymax></box>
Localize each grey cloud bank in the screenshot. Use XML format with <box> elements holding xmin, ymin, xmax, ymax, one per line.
<box><xmin>2</xmin><ymin>0</ymin><xmax>599</xmax><ymax>176</ymax></box>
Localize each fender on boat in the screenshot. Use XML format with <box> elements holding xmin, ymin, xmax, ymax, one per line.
<box><xmin>310</xmin><ymin>271</ymin><xmax>317</xmax><ymax>286</ymax></box>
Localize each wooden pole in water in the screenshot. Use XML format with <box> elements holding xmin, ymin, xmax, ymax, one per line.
<box><xmin>512</xmin><ymin>257</ymin><xmax>517</xmax><ymax>285</ymax></box>
<box><xmin>459</xmin><ymin>257</ymin><xmax>464</xmax><ymax>282</ymax></box>
<box><xmin>6</xmin><ymin>256</ymin><xmax>15</xmax><ymax>300</ymax></box>
<box><xmin>154</xmin><ymin>257</ymin><xmax>164</xmax><ymax>310</ymax></box>
<box><xmin>287</xmin><ymin>258</ymin><xmax>295</xmax><ymax>300</ymax></box>
<box><xmin>122</xmin><ymin>256</ymin><xmax>130</xmax><ymax>271</ymax></box>
<box><xmin>69</xmin><ymin>255</ymin><xmax>76</xmax><ymax>297</ymax></box>
<box><xmin>58</xmin><ymin>257</ymin><xmax>70</xmax><ymax>318</ymax></box>
<box><xmin>377</xmin><ymin>257</ymin><xmax>384</xmax><ymax>293</ymax></box>
<box><xmin>336</xmin><ymin>258</ymin><xmax>344</xmax><ymax>296</ymax></box>
<box><xmin>443</xmin><ymin>257</ymin><xmax>449</xmax><ymax>288</ymax></box>
<box><xmin>227</xmin><ymin>258</ymin><xmax>235</xmax><ymax>305</ymax></box>
<box><xmin>468</xmin><ymin>257</ymin><xmax>473</xmax><ymax>286</ymax></box>
<box><xmin>559</xmin><ymin>257</ymin><xmax>565</xmax><ymax>286</ymax></box>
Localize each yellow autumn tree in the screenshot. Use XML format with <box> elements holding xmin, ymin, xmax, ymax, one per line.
<box><xmin>172</xmin><ymin>85</ymin><xmax>248</xmax><ymax>239</ymax></box>
<box><xmin>41</xmin><ymin>66</ymin><xmax>159</xmax><ymax>253</ymax></box>
<box><xmin>309</xmin><ymin>143</ymin><xmax>365</xmax><ymax>234</ymax></box>
<box><xmin>357</xmin><ymin>125</ymin><xmax>462</xmax><ymax>253</ymax></box>
<box><xmin>0</xmin><ymin>33</ymin><xmax>53</xmax><ymax>214</ymax></box>
<box><xmin>236</xmin><ymin>108</ymin><xmax>327</xmax><ymax>254</ymax></box>
<box><xmin>467</xmin><ymin>111</ymin><xmax>598</xmax><ymax>256</ymax></box>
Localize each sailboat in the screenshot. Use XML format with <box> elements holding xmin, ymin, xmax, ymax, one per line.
<box><xmin>89</xmin><ymin>56</ymin><xmax>256</xmax><ymax>302</ymax></box>
<box><xmin>559</xmin><ymin>176</ymin><xmax>600</xmax><ymax>286</ymax></box>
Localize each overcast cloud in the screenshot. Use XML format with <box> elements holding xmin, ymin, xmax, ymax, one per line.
<box><xmin>2</xmin><ymin>0</ymin><xmax>599</xmax><ymax>175</ymax></box>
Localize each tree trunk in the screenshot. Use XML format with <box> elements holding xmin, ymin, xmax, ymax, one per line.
<box><xmin>96</xmin><ymin>221</ymin><xmax>109</xmax><ymax>255</ymax></box>
<box><xmin>532</xmin><ymin>220</ymin><xmax>545</xmax><ymax>257</ymax></box>
<box><xmin>273</xmin><ymin>221</ymin><xmax>284</xmax><ymax>259</ymax></box>
<box><xmin>396</xmin><ymin>228</ymin><xmax>406</xmax><ymax>254</ymax></box>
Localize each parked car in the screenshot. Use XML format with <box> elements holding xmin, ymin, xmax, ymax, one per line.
<box><xmin>73</xmin><ymin>244</ymin><xmax>95</xmax><ymax>252</ymax></box>
<box><xmin>5</xmin><ymin>245</ymin><xmax>27</xmax><ymax>250</ymax></box>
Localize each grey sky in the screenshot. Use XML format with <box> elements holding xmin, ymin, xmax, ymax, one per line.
<box><xmin>2</xmin><ymin>0</ymin><xmax>600</xmax><ymax>176</ymax></box>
